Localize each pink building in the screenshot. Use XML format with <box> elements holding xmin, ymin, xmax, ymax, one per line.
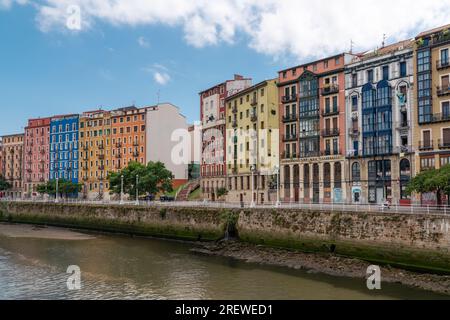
<box><xmin>24</xmin><ymin>117</ymin><xmax>51</xmax><ymax>197</ymax></box>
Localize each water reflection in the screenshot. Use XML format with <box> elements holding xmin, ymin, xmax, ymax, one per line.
<box><xmin>0</xmin><ymin>230</ymin><xmax>447</xmax><ymax>300</ymax></box>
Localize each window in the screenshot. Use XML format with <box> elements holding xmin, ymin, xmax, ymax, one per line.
<box><xmin>324</xmin><ymin>60</ymin><xmax>329</xmax><ymax>69</ymax></box>
<box><xmin>441</xmin><ymin>48</ymin><xmax>449</xmax><ymax>65</ymax></box>
<box><xmin>351</xmin><ymin>96</ymin><xmax>358</xmax><ymax>111</ymax></box>
<box><xmin>400</xmin><ymin>62</ymin><xmax>407</xmax><ymax>77</ymax></box>
<box><xmin>420</xmin><ymin>157</ymin><xmax>435</xmax><ymax>171</ymax></box>
<box><xmin>335</xmin><ymin>57</ymin><xmax>340</xmax><ymax>65</ymax></box>
<box><xmin>352</xmin><ymin>162</ymin><xmax>361</xmax><ymax>181</ymax></box>
<box><xmin>352</xmin><ymin>74</ymin><xmax>358</xmax><ymax>87</ymax></box>
<box><xmin>367</xmin><ymin>70</ymin><xmax>374</xmax><ymax>83</ymax></box>
<box><xmin>382</xmin><ymin>66</ymin><xmax>389</xmax><ymax>80</ymax></box>
<box><xmin>442</xmin><ymin>101</ymin><xmax>450</xmax><ymax>119</ymax></box>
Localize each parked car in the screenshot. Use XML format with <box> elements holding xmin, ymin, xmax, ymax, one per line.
<box><xmin>140</xmin><ymin>194</ymin><xmax>155</xmax><ymax>201</ymax></box>
<box><xmin>160</xmin><ymin>195</ymin><xmax>175</xmax><ymax>202</ymax></box>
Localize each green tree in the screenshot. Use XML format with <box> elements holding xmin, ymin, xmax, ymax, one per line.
<box><xmin>109</xmin><ymin>161</ymin><xmax>173</xmax><ymax>199</ymax></box>
<box><xmin>216</xmin><ymin>187</ymin><xmax>228</xmax><ymax>199</ymax></box>
<box><xmin>37</xmin><ymin>179</ymin><xmax>82</xmax><ymax>198</ymax></box>
<box><xmin>406</xmin><ymin>165</ymin><xmax>450</xmax><ymax>205</ymax></box>
<box><xmin>0</xmin><ymin>176</ymin><xmax>11</xmax><ymax>192</ymax></box>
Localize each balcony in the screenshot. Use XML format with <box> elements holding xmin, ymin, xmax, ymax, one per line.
<box><xmin>322</xmin><ymin>107</ymin><xmax>339</xmax><ymax>117</ymax></box>
<box><xmin>299</xmin><ymin>151</ymin><xmax>320</xmax><ymax>158</ymax></box>
<box><xmin>133</xmin><ymin>151</ymin><xmax>140</xmax><ymax>157</ymax></box>
<box><xmin>232</xmin><ymin>106</ymin><xmax>238</xmax><ymax>114</ymax></box>
<box><xmin>40</xmin><ymin>149</ymin><xmax>46</xmax><ymax>154</ymax></box>
<box><xmin>321</xmin><ymin>128</ymin><xmax>340</xmax><ymax>137</ymax></box>
<box><xmin>321</xmin><ymin>84</ymin><xmax>339</xmax><ymax>96</ymax></box>
<box><xmin>282</xmin><ymin>134</ymin><xmax>298</xmax><ymax>142</ymax></box>
<box><xmin>321</xmin><ymin>149</ymin><xmax>341</xmax><ymax>156</ymax></box>
<box><xmin>232</xmin><ymin>120</ymin><xmax>238</xmax><ymax>128</ymax></box>
<box><xmin>421</xmin><ymin>113</ymin><xmax>450</xmax><ymax>124</ymax></box>
<box><xmin>281</xmin><ymin>152</ymin><xmax>297</xmax><ymax>160</ymax></box>
<box><xmin>133</xmin><ymin>141</ymin><xmax>139</xmax><ymax>147</ymax></box>
<box><xmin>250</xmin><ymin>98</ymin><xmax>258</xmax><ymax>106</ymax></box>
<box><xmin>250</xmin><ymin>113</ymin><xmax>258</xmax><ymax>122</ymax></box>
<box><xmin>281</xmin><ymin>94</ymin><xmax>297</xmax><ymax>104</ymax></box>
<box><xmin>98</xmin><ymin>154</ymin><xmax>105</xmax><ymax>160</ymax></box>
<box><xmin>437</xmin><ymin>59</ymin><xmax>450</xmax><ymax>70</ymax></box>
<box><xmin>115</xmin><ymin>153</ymin><xmax>122</xmax><ymax>159</ymax></box>
<box><xmin>98</xmin><ymin>165</ymin><xmax>105</xmax><ymax>171</ymax></box>
<box><xmin>437</xmin><ymin>85</ymin><xmax>450</xmax><ymax>97</ymax></box>
<box><xmin>116</xmin><ymin>142</ymin><xmax>122</xmax><ymax>148</ymax></box>
<box><xmin>418</xmin><ymin>140</ymin><xmax>434</xmax><ymax>151</ymax></box>
<box><xmin>396</xmin><ymin>121</ymin><xmax>410</xmax><ymax>130</ymax></box>
<box><xmin>395</xmin><ymin>145</ymin><xmax>414</xmax><ymax>154</ymax></box>
<box><xmin>438</xmin><ymin>139</ymin><xmax>450</xmax><ymax>149</ymax></box>
<box><xmin>282</xmin><ymin>114</ymin><xmax>298</xmax><ymax>123</ymax></box>
<box><xmin>83</xmin><ymin>145</ymin><xmax>89</xmax><ymax>151</ymax></box>
<box><xmin>82</xmin><ymin>166</ymin><xmax>88</xmax><ymax>171</ymax></box>
<box><xmin>98</xmin><ymin>144</ymin><xmax>104</xmax><ymax>150</ymax></box>
<box><xmin>83</xmin><ymin>176</ymin><xmax>89</xmax><ymax>181</ymax></box>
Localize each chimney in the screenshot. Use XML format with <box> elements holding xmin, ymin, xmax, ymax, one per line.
<box><xmin>234</xmin><ymin>74</ymin><xmax>243</xmax><ymax>80</ymax></box>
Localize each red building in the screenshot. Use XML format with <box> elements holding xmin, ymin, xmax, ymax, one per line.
<box><xmin>278</xmin><ymin>54</ymin><xmax>356</xmax><ymax>204</ymax></box>
<box><xmin>24</xmin><ymin>117</ymin><xmax>51</xmax><ymax>197</ymax></box>
<box><xmin>200</xmin><ymin>75</ymin><xmax>252</xmax><ymax>200</ymax></box>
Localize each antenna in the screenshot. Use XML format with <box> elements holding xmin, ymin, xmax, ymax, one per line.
<box><xmin>382</xmin><ymin>33</ymin><xmax>387</xmax><ymax>48</ymax></box>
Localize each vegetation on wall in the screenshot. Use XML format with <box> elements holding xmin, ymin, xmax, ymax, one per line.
<box><xmin>0</xmin><ymin>176</ymin><xmax>11</xmax><ymax>191</ymax></box>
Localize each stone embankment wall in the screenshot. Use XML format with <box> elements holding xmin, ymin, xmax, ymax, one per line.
<box><xmin>2</xmin><ymin>201</ymin><xmax>450</xmax><ymax>273</ymax></box>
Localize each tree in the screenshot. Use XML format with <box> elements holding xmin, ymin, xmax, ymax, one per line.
<box><xmin>406</xmin><ymin>165</ymin><xmax>450</xmax><ymax>206</ymax></box>
<box><xmin>109</xmin><ymin>161</ymin><xmax>173</xmax><ymax>198</ymax></box>
<box><xmin>0</xmin><ymin>176</ymin><xmax>11</xmax><ymax>192</ymax></box>
<box><xmin>37</xmin><ymin>179</ymin><xmax>82</xmax><ymax>198</ymax></box>
<box><xmin>216</xmin><ymin>187</ymin><xmax>228</xmax><ymax>199</ymax></box>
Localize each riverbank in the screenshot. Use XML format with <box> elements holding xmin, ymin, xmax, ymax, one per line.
<box><xmin>0</xmin><ymin>223</ymin><xmax>96</xmax><ymax>240</ymax></box>
<box><xmin>192</xmin><ymin>241</ymin><xmax>450</xmax><ymax>296</ymax></box>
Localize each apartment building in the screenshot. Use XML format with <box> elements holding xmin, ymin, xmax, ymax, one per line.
<box><xmin>225</xmin><ymin>79</ymin><xmax>279</xmax><ymax>204</ymax></box>
<box><xmin>278</xmin><ymin>54</ymin><xmax>354</xmax><ymax>204</ymax></box>
<box><xmin>345</xmin><ymin>40</ymin><xmax>415</xmax><ymax>205</ymax></box>
<box><xmin>23</xmin><ymin>117</ymin><xmax>51</xmax><ymax>197</ymax></box>
<box><xmin>79</xmin><ymin>110</ymin><xmax>112</xmax><ymax>200</ymax></box>
<box><xmin>1</xmin><ymin>133</ymin><xmax>24</xmax><ymax>198</ymax></box>
<box><xmin>49</xmin><ymin>115</ymin><xmax>80</xmax><ymax>185</ymax></box>
<box><xmin>145</xmin><ymin>103</ymin><xmax>190</xmax><ymax>188</ymax></box>
<box><xmin>413</xmin><ymin>24</ymin><xmax>450</xmax><ymax>205</ymax></box>
<box><xmin>111</xmin><ymin>106</ymin><xmax>146</xmax><ymax>172</ymax></box>
<box><xmin>200</xmin><ymin>75</ymin><xmax>252</xmax><ymax>201</ymax></box>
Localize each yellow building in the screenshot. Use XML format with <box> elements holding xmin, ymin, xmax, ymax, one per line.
<box><xmin>413</xmin><ymin>25</ymin><xmax>450</xmax><ymax>205</ymax></box>
<box><xmin>225</xmin><ymin>79</ymin><xmax>280</xmax><ymax>204</ymax></box>
<box><xmin>79</xmin><ymin>110</ymin><xmax>112</xmax><ymax>200</ymax></box>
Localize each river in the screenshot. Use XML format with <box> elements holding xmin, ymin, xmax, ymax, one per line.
<box><xmin>0</xmin><ymin>223</ymin><xmax>446</xmax><ymax>300</ymax></box>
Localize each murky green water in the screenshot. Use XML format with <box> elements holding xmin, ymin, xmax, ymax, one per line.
<box><xmin>0</xmin><ymin>225</ymin><xmax>447</xmax><ymax>300</ymax></box>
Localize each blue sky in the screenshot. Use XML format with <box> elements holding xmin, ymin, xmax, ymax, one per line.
<box><xmin>0</xmin><ymin>0</ymin><xmax>449</xmax><ymax>136</ymax></box>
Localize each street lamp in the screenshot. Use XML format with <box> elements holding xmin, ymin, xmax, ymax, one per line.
<box><xmin>273</xmin><ymin>166</ymin><xmax>281</xmax><ymax>207</ymax></box>
<box><xmin>120</xmin><ymin>175</ymin><xmax>124</xmax><ymax>205</ymax></box>
<box><xmin>250</xmin><ymin>165</ymin><xmax>256</xmax><ymax>208</ymax></box>
<box><xmin>135</xmin><ymin>174</ymin><xmax>139</xmax><ymax>205</ymax></box>
<box><xmin>55</xmin><ymin>176</ymin><xmax>59</xmax><ymax>203</ymax></box>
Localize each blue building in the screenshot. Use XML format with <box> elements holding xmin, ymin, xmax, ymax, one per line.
<box><xmin>50</xmin><ymin>115</ymin><xmax>80</xmax><ymax>185</ymax></box>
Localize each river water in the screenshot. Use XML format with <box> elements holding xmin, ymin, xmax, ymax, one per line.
<box><xmin>0</xmin><ymin>224</ymin><xmax>446</xmax><ymax>300</ymax></box>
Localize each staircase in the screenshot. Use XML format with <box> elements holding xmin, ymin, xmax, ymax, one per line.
<box><xmin>176</xmin><ymin>179</ymin><xmax>200</xmax><ymax>201</ymax></box>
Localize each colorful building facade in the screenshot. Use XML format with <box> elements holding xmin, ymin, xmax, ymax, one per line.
<box><xmin>345</xmin><ymin>40</ymin><xmax>415</xmax><ymax>205</ymax></box>
<box><xmin>23</xmin><ymin>117</ymin><xmax>51</xmax><ymax>197</ymax></box>
<box><xmin>413</xmin><ymin>25</ymin><xmax>450</xmax><ymax>205</ymax></box>
<box><xmin>278</xmin><ymin>54</ymin><xmax>353</xmax><ymax>204</ymax></box>
<box><xmin>111</xmin><ymin>106</ymin><xmax>146</xmax><ymax>172</ymax></box>
<box><xmin>225</xmin><ymin>79</ymin><xmax>280</xmax><ymax>204</ymax></box>
<box><xmin>200</xmin><ymin>75</ymin><xmax>252</xmax><ymax>201</ymax></box>
<box><xmin>79</xmin><ymin>110</ymin><xmax>112</xmax><ymax>200</ymax></box>
<box><xmin>1</xmin><ymin>133</ymin><xmax>24</xmax><ymax>198</ymax></box>
<box><xmin>50</xmin><ymin>115</ymin><xmax>80</xmax><ymax>185</ymax></box>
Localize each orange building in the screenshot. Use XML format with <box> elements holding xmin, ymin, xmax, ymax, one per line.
<box><xmin>110</xmin><ymin>106</ymin><xmax>146</xmax><ymax>171</ymax></box>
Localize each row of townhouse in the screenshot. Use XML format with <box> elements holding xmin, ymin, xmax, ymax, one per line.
<box><xmin>200</xmin><ymin>24</ymin><xmax>450</xmax><ymax>206</ymax></box>
<box><xmin>1</xmin><ymin>103</ymin><xmax>192</xmax><ymax>200</ymax></box>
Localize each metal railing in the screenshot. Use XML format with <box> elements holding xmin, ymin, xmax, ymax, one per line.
<box><xmin>2</xmin><ymin>198</ymin><xmax>450</xmax><ymax>216</ymax></box>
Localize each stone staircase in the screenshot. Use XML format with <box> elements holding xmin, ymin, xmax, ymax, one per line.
<box><xmin>176</xmin><ymin>179</ymin><xmax>200</xmax><ymax>201</ymax></box>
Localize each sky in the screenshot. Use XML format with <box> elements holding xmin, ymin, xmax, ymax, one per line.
<box><xmin>0</xmin><ymin>0</ymin><xmax>449</xmax><ymax>136</ymax></box>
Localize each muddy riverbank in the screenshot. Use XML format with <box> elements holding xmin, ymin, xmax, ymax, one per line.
<box><xmin>192</xmin><ymin>240</ymin><xmax>450</xmax><ymax>296</ymax></box>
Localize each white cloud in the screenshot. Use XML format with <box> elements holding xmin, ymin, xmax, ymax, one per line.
<box><xmin>153</xmin><ymin>71</ymin><xmax>171</xmax><ymax>85</ymax></box>
<box><xmin>137</xmin><ymin>36</ymin><xmax>150</xmax><ymax>48</ymax></box>
<box><xmin>0</xmin><ymin>0</ymin><xmax>27</xmax><ymax>10</ymax></box>
<box><xmin>5</xmin><ymin>0</ymin><xmax>450</xmax><ymax>60</ymax></box>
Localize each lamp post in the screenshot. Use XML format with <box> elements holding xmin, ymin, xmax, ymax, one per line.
<box><xmin>250</xmin><ymin>165</ymin><xmax>256</xmax><ymax>208</ymax></box>
<box><xmin>55</xmin><ymin>177</ymin><xmax>59</xmax><ymax>203</ymax></box>
<box><xmin>120</xmin><ymin>175</ymin><xmax>124</xmax><ymax>205</ymax></box>
<box><xmin>274</xmin><ymin>166</ymin><xmax>281</xmax><ymax>207</ymax></box>
<box><xmin>135</xmin><ymin>174</ymin><xmax>139</xmax><ymax>205</ymax></box>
